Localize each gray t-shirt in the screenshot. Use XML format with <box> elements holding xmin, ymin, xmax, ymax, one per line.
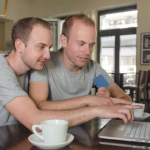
<box><xmin>0</xmin><ymin>54</ymin><xmax>28</xmax><ymax>126</ymax></box>
<box><xmin>30</xmin><ymin>49</ymin><xmax>113</xmax><ymax>100</ymax></box>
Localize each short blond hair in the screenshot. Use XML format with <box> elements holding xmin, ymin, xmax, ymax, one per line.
<box><xmin>12</xmin><ymin>17</ymin><xmax>51</xmax><ymax>50</ymax></box>
<box><xmin>62</xmin><ymin>13</ymin><xmax>95</xmax><ymax>40</ymax></box>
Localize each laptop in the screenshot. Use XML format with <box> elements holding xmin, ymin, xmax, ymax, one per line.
<box><xmin>98</xmin><ymin>119</ymin><xmax>150</xmax><ymax>143</ymax></box>
<box><xmin>99</xmin><ymin>140</ymin><xmax>150</xmax><ymax>149</ymax></box>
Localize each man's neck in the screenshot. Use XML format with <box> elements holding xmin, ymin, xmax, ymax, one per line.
<box><xmin>5</xmin><ymin>50</ymin><xmax>30</xmax><ymax>76</ymax></box>
<box><xmin>60</xmin><ymin>50</ymin><xmax>82</xmax><ymax>73</ymax></box>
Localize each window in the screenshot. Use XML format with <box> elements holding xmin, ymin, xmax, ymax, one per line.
<box><xmin>98</xmin><ymin>6</ymin><xmax>137</xmax><ymax>87</ymax></box>
<box><xmin>100</xmin><ymin>9</ymin><xmax>137</xmax><ymax>30</ymax></box>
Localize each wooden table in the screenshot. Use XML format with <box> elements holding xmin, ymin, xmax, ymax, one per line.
<box><xmin>0</xmin><ymin>117</ymin><xmax>150</xmax><ymax>150</ymax></box>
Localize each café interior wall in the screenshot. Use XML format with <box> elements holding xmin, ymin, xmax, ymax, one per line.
<box><xmin>0</xmin><ymin>0</ymin><xmax>29</xmax><ymax>50</ymax></box>
<box><xmin>0</xmin><ymin>21</ymin><xmax>5</xmax><ymax>50</ymax></box>
<box><xmin>27</xmin><ymin>0</ymin><xmax>150</xmax><ymax>71</ymax></box>
<box><xmin>5</xmin><ymin>0</ymin><xmax>29</xmax><ymax>22</ymax></box>
<box><xmin>136</xmin><ymin>1</ymin><xmax>150</xmax><ymax>71</ymax></box>
<box><xmin>1</xmin><ymin>0</ymin><xmax>150</xmax><ymax>71</ymax></box>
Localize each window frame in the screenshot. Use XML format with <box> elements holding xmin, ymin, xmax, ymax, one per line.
<box><xmin>97</xmin><ymin>5</ymin><xmax>137</xmax><ymax>73</ymax></box>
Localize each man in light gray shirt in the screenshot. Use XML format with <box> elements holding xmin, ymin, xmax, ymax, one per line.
<box><xmin>29</xmin><ymin>14</ymin><xmax>137</xmax><ymax>124</ymax></box>
<box><xmin>30</xmin><ymin>48</ymin><xmax>113</xmax><ymax>101</ymax></box>
<box><xmin>0</xmin><ymin>17</ymin><xmax>140</xmax><ymax>130</ymax></box>
<box><xmin>29</xmin><ymin>14</ymin><xmax>131</xmax><ymax>105</ymax></box>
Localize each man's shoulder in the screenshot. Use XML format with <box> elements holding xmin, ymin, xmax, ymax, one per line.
<box><xmin>0</xmin><ymin>56</ymin><xmax>10</xmax><ymax>71</ymax></box>
<box><xmin>86</xmin><ymin>59</ymin><xmax>100</xmax><ymax>68</ymax></box>
<box><xmin>0</xmin><ymin>54</ymin><xmax>8</xmax><ymax>65</ymax></box>
<box><xmin>84</xmin><ymin>59</ymin><xmax>104</xmax><ymax>74</ymax></box>
<box><xmin>0</xmin><ymin>55</ymin><xmax>15</xmax><ymax>78</ymax></box>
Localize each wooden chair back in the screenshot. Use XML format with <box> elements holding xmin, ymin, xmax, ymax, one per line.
<box><xmin>138</xmin><ymin>70</ymin><xmax>147</xmax><ymax>88</ymax></box>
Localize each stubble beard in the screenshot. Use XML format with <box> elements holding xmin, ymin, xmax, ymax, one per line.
<box><xmin>21</xmin><ymin>52</ymin><xmax>41</xmax><ymax>71</ymax></box>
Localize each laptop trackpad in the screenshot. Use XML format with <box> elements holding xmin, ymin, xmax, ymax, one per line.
<box><xmin>101</xmin><ymin>120</ymin><xmax>126</xmax><ymax>137</ymax></box>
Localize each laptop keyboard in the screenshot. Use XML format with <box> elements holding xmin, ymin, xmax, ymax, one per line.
<box><xmin>124</xmin><ymin>122</ymin><xmax>150</xmax><ymax>139</ymax></box>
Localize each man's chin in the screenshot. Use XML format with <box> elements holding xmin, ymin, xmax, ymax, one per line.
<box><xmin>31</xmin><ymin>66</ymin><xmax>44</xmax><ymax>71</ymax></box>
<box><xmin>77</xmin><ymin>62</ymin><xmax>88</xmax><ymax>68</ymax></box>
<box><xmin>36</xmin><ymin>67</ymin><xmax>43</xmax><ymax>71</ymax></box>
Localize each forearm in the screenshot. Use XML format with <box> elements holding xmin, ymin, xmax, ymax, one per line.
<box><xmin>37</xmin><ymin>95</ymin><xmax>93</xmax><ymax>110</ymax></box>
<box><xmin>6</xmin><ymin>96</ymin><xmax>97</xmax><ymax>131</ymax></box>
<box><xmin>6</xmin><ymin>96</ymin><xmax>138</xmax><ymax>131</ymax></box>
<box><xmin>108</xmin><ymin>82</ymin><xmax>132</xmax><ymax>102</ymax></box>
<box><xmin>116</xmin><ymin>94</ymin><xmax>132</xmax><ymax>102</ymax></box>
<box><xmin>30</xmin><ymin>106</ymin><xmax>97</xmax><ymax>130</ymax></box>
<box><xmin>31</xmin><ymin>104</ymin><xmax>143</xmax><ymax>130</ymax></box>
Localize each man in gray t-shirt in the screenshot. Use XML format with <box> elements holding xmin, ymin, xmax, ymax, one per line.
<box><xmin>1</xmin><ymin>16</ymin><xmax>139</xmax><ymax>129</ymax></box>
<box><xmin>0</xmin><ymin>17</ymin><xmax>54</xmax><ymax>128</ymax></box>
<box><xmin>0</xmin><ymin>54</ymin><xmax>28</xmax><ymax>126</ymax></box>
<box><xmin>30</xmin><ymin>48</ymin><xmax>113</xmax><ymax>101</ymax></box>
<box><xmin>29</xmin><ymin>14</ymin><xmax>133</xmax><ymax>119</ymax></box>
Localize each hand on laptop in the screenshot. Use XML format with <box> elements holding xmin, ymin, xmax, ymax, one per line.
<box><xmin>96</xmin><ymin>87</ymin><xmax>110</xmax><ymax>97</ymax></box>
<box><xmin>95</xmin><ymin>104</ymin><xmax>143</xmax><ymax>124</ymax></box>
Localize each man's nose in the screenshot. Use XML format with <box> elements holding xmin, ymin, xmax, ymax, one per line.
<box><xmin>44</xmin><ymin>49</ymin><xmax>50</xmax><ymax>59</ymax></box>
<box><xmin>84</xmin><ymin>45</ymin><xmax>91</xmax><ymax>55</ymax></box>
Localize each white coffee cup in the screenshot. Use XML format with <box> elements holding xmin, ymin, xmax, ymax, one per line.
<box><xmin>132</xmin><ymin>103</ymin><xmax>145</xmax><ymax>117</ymax></box>
<box><xmin>32</xmin><ymin>120</ymin><xmax>68</xmax><ymax>144</ymax></box>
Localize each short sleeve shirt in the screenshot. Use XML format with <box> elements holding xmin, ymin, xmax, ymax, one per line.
<box><xmin>0</xmin><ymin>54</ymin><xmax>28</xmax><ymax>126</ymax></box>
<box><xmin>30</xmin><ymin>49</ymin><xmax>113</xmax><ymax>101</ymax></box>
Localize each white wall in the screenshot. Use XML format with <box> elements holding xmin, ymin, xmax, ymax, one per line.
<box><xmin>0</xmin><ymin>21</ymin><xmax>5</xmax><ymax>50</ymax></box>
<box><xmin>0</xmin><ymin>0</ymin><xmax>150</xmax><ymax>71</ymax></box>
<box><xmin>0</xmin><ymin>0</ymin><xmax>29</xmax><ymax>51</ymax></box>
<box><xmin>26</xmin><ymin>0</ymin><xmax>150</xmax><ymax>71</ymax></box>
<box><xmin>5</xmin><ymin>0</ymin><xmax>29</xmax><ymax>22</ymax></box>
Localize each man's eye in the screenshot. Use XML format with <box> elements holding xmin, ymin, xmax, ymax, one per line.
<box><xmin>89</xmin><ymin>44</ymin><xmax>94</xmax><ymax>48</ymax></box>
<box><xmin>78</xmin><ymin>43</ymin><xmax>84</xmax><ymax>46</ymax></box>
<box><xmin>39</xmin><ymin>46</ymin><xmax>44</xmax><ymax>49</ymax></box>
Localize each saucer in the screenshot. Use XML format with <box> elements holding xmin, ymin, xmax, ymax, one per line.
<box><xmin>28</xmin><ymin>133</ymin><xmax>74</xmax><ymax>149</ymax></box>
<box><xmin>134</xmin><ymin>112</ymin><xmax>150</xmax><ymax>121</ymax></box>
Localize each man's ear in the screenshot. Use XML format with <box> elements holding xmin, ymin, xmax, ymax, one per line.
<box><xmin>60</xmin><ymin>35</ymin><xmax>67</xmax><ymax>48</ymax></box>
<box><xmin>15</xmin><ymin>39</ymin><xmax>25</xmax><ymax>53</ymax></box>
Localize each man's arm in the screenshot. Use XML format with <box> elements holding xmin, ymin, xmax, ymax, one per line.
<box><xmin>29</xmin><ymin>82</ymin><xmax>89</xmax><ymax>110</ymax></box>
<box><xmin>29</xmin><ymin>82</ymin><xmax>132</xmax><ymax>110</ymax></box>
<box><xmin>4</xmin><ymin>96</ymin><xmax>95</xmax><ymax>130</ymax></box>
<box><xmin>5</xmin><ymin>95</ymin><xmax>142</xmax><ymax>131</ymax></box>
<box><xmin>96</xmin><ymin>82</ymin><xmax>132</xmax><ymax>101</ymax></box>
<box><xmin>107</xmin><ymin>82</ymin><xmax>132</xmax><ymax>101</ymax></box>
<box><xmin>94</xmin><ymin>61</ymin><xmax>132</xmax><ymax>101</ymax></box>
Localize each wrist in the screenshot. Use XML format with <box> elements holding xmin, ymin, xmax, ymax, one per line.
<box><xmin>85</xmin><ymin>95</ymin><xmax>94</xmax><ymax>106</ymax></box>
<box><xmin>92</xmin><ymin>106</ymin><xmax>101</xmax><ymax>118</ymax></box>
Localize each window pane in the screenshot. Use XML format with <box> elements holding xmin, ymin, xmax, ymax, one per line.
<box><xmin>100</xmin><ymin>10</ymin><xmax>137</xmax><ymax>30</ymax></box>
<box><xmin>100</xmin><ymin>36</ymin><xmax>115</xmax><ymax>73</ymax></box>
<box><xmin>120</xmin><ymin>34</ymin><xmax>136</xmax><ymax>85</ymax></box>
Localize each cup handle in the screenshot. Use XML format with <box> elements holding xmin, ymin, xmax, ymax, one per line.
<box><xmin>32</xmin><ymin>125</ymin><xmax>44</xmax><ymax>140</ymax></box>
